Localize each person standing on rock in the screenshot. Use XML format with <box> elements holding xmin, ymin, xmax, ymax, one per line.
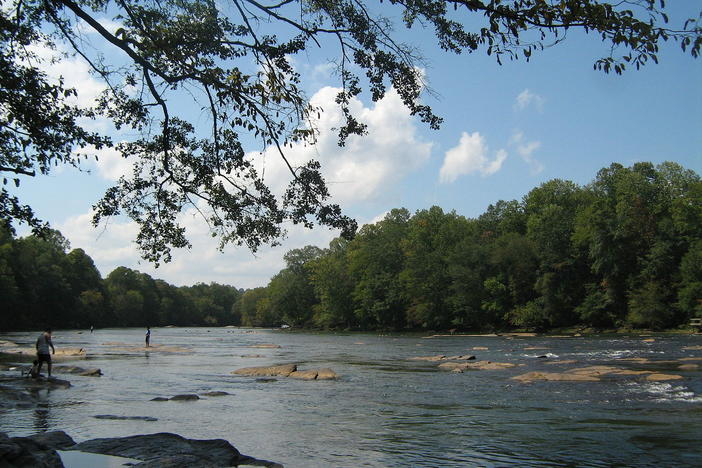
<box><xmin>35</xmin><ymin>329</ymin><xmax>55</xmax><ymax>378</ymax></box>
<box><xmin>145</xmin><ymin>327</ymin><xmax>151</xmax><ymax>348</ymax></box>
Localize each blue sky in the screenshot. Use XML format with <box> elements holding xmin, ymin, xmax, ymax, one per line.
<box><xmin>12</xmin><ymin>2</ymin><xmax>702</xmax><ymax>289</ymax></box>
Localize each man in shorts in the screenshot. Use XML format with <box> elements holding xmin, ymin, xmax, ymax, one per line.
<box><xmin>35</xmin><ymin>329</ymin><xmax>55</xmax><ymax>377</ymax></box>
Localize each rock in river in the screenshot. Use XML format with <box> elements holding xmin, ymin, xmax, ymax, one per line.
<box><xmin>233</xmin><ymin>364</ymin><xmax>339</xmax><ymax>380</ymax></box>
<box><xmin>1</xmin><ymin>431</ymin><xmax>283</xmax><ymax>467</ymax></box>
<box><xmin>233</xmin><ymin>364</ymin><xmax>297</xmax><ymax>377</ymax></box>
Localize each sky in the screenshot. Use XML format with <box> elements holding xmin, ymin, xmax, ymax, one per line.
<box><xmin>10</xmin><ymin>2</ymin><xmax>702</xmax><ymax>289</ymax></box>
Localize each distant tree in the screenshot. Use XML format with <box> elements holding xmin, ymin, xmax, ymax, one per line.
<box><xmin>3</xmin><ymin>0</ymin><xmax>699</xmax><ymax>263</ymax></box>
<box><xmin>347</xmin><ymin>208</ymin><xmax>410</xmax><ymax>329</ymax></box>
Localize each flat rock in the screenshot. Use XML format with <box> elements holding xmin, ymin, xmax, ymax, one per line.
<box><xmin>472</xmin><ymin>347</ymin><xmax>489</xmax><ymax>350</ymax></box>
<box><xmin>646</xmin><ymin>373</ymin><xmax>683</xmax><ymax>381</ymax></box>
<box><xmin>233</xmin><ymin>364</ymin><xmax>297</xmax><ymax>377</ymax></box>
<box><xmin>289</xmin><ymin>370</ymin><xmax>318</xmax><ymax>380</ymax></box>
<box><xmin>438</xmin><ymin>360</ymin><xmax>516</xmax><ymax>371</ymax></box>
<box><xmin>682</xmin><ymin>345</ymin><xmax>702</xmax><ymax>350</ymax></box>
<box><xmin>512</xmin><ymin>372</ymin><xmax>600</xmax><ymax>382</ymax></box>
<box><xmin>72</xmin><ymin>432</ymin><xmax>242</xmax><ymax>465</ymax></box>
<box><xmin>678</xmin><ymin>364</ymin><xmax>699</xmax><ymax>370</ymax></box>
<box><xmin>248</xmin><ymin>344</ymin><xmax>281</xmax><ymax>349</ymax></box>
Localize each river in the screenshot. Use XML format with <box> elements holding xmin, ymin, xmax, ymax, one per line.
<box><xmin>1</xmin><ymin>328</ymin><xmax>701</xmax><ymax>467</ymax></box>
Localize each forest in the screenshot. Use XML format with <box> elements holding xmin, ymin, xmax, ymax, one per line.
<box><xmin>1</xmin><ymin>161</ymin><xmax>701</xmax><ymax>332</ymax></box>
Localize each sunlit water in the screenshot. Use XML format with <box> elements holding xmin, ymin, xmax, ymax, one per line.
<box><xmin>1</xmin><ymin>328</ymin><xmax>701</xmax><ymax>467</ymax></box>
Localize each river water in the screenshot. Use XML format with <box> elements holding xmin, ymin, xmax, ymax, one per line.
<box><xmin>1</xmin><ymin>328</ymin><xmax>701</xmax><ymax>467</ymax></box>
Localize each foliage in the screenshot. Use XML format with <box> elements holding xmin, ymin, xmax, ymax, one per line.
<box><xmin>1</xmin><ymin>161</ymin><xmax>700</xmax><ymax>332</ymax></box>
<box><xmin>2</xmin><ymin>1</ymin><xmax>700</xmax><ymax>263</ymax></box>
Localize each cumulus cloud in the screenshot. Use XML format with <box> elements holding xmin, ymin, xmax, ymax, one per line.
<box><xmin>57</xmin><ymin>206</ymin><xmax>353</xmax><ymax>289</ymax></box>
<box><xmin>514</xmin><ymin>89</ymin><xmax>544</xmax><ymax>112</ymax></box>
<box><xmin>439</xmin><ymin>132</ymin><xmax>507</xmax><ymax>183</ymax></box>
<box><xmin>510</xmin><ymin>131</ymin><xmax>544</xmax><ymax>174</ymax></box>
<box><xmin>249</xmin><ymin>86</ymin><xmax>432</xmax><ymax>205</ymax></box>
<box><xmin>76</xmin><ymin>144</ymin><xmax>133</xmax><ymax>181</ymax></box>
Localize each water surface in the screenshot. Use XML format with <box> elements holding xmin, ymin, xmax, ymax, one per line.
<box><xmin>1</xmin><ymin>328</ymin><xmax>701</xmax><ymax>467</ymax></box>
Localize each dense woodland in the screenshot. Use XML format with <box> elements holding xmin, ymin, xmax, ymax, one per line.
<box><xmin>1</xmin><ymin>161</ymin><xmax>701</xmax><ymax>332</ymax></box>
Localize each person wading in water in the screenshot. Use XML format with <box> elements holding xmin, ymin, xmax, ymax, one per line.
<box><xmin>145</xmin><ymin>327</ymin><xmax>151</xmax><ymax>348</ymax></box>
<box><xmin>35</xmin><ymin>329</ymin><xmax>55</xmax><ymax>378</ymax></box>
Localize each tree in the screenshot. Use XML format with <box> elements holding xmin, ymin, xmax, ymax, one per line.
<box><xmin>2</xmin><ymin>1</ymin><xmax>699</xmax><ymax>263</ymax></box>
<box><xmin>347</xmin><ymin>208</ymin><xmax>410</xmax><ymax>329</ymax></box>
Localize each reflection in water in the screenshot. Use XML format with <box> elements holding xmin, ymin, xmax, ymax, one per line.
<box><xmin>0</xmin><ymin>328</ymin><xmax>700</xmax><ymax>468</ymax></box>
<box><xmin>33</xmin><ymin>404</ymin><xmax>49</xmax><ymax>432</ymax></box>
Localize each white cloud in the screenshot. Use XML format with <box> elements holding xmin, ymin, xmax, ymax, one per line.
<box><xmin>439</xmin><ymin>132</ymin><xmax>507</xmax><ymax>183</ymax></box>
<box><xmin>57</xmin><ymin>207</ymin><xmax>347</xmax><ymax>289</ymax></box>
<box><xmin>514</xmin><ymin>89</ymin><xmax>544</xmax><ymax>112</ymax></box>
<box><xmin>26</xmin><ymin>44</ymin><xmax>106</xmax><ymax>109</ymax></box>
<box><xmin>510</xmin><ymin>131</ymin><xmax>544</xmax><ymax>174</ymax></box>
<box><xmin>79</xmin><ymin>144</ymin><xmax>133</xmax><ymax>181</ymax></box>
<box><xmin>249</xmin><ymin>86</ymin><xmax>432</xmax><ymax>205</ymax></box>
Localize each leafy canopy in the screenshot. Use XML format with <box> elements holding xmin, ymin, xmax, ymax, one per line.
<box><xmin>1</xmin><ymin>0</ymin><xmax>700</xmax><ymax>263</ymax></box>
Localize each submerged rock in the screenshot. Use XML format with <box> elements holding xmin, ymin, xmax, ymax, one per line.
<box><xmin>201</xmin><ymin>391</ymin><xmax>229</xmax><ymax>397</ymax></box>
<box><xmin>170</xmin><ymin>394</ymin><xmax>200</xmax><ymax>401</ymax></box>
<box><xmin>150</xmin><ymin>397</ymin><xmax>169</xmax><ymax>402</ymax></box>
<box><xmin>52</xmin><ymin>365</ymin><xmax>102</xmax><ymax>376</ymax></box>
<box><xmin>409</xmin><ymin>355</ymin><xmax>475</xmax><ymax>362</ymax></box>
<box><xmin>93</xmin><ymin>415</ymin><xmax>158</xmax><ymax>421</ymax></box>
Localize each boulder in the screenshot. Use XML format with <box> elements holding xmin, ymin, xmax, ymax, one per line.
<box><xmin>233</xmin><ymin>364</ymin><xmax>297</xmax><ymax>377</ymax></box>
<box><xmin>0</xmin><ymin>431</ymin><xmax>74</xmax><ymax>468</ymax></box>
<box><xmin>71</xmin><ymin>432</ymin><xmax>242</xmax><ymax>466</ymax></box>
<box><xmin>316</xmin><ymin>368</ymin><xmax>339</xmax><ymax>380</ymax></box>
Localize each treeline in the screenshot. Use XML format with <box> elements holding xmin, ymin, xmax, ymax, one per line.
<box><xmin>2</xmin><ymin>161</ymin><xmax>700</xmax><ymax>332</ymax></box>
<box><xmin>237</xmin><ymin>162</ymin><xmax>702</xmax><ymax>331</ymax></box>
<box><xmin>0</xmin><ymin>227</ymin><xmax>243</xmax><ymax>330</ymax></box>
